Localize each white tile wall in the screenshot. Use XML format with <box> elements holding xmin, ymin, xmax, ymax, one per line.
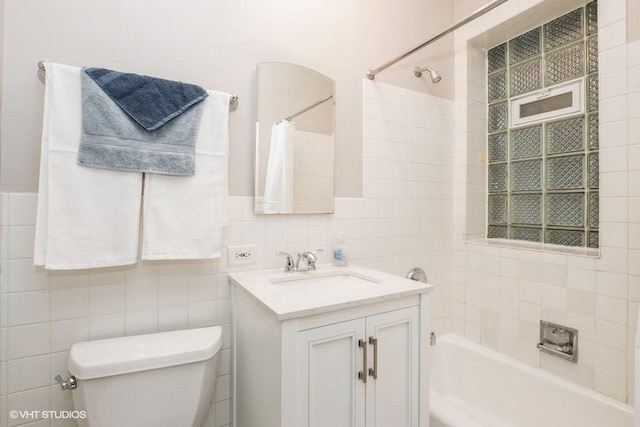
<box><xmin>0</xmin><ymin>82</ymin><xmax>455</xmax><ymax>427</ymax></box>
<box><xmin>454</xmin><ymin>0</ymin><xmax>638</xmax><ymax>404</ymax></box>
<box><xmin>7</xmin><ymin>1</ymin><xmax>635</xmax><ymax>421</ymax></box>
<box><xmin>292</xmin><ymin>130</ymin><xmax>334</xmax><ymax>213</ymax></box>
<box><xmin>360</xmin><ymin>79</ymin><xmax>455</xmax><ymax>334</ymax></box>
<box><xmin>0</xmin><ymin>193</ymin><xmax>233</xmax><ymax>427</ymax></box>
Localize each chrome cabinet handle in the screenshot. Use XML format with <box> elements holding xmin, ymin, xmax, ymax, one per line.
<box><xmin>368</xmin><ymin>337</ymin><xmax>378</xmax><ymax>379</ymax></box>
<box><xmin>358</xmin><ymin>339</ymin><xmax>368</xmax><ymax>383</ymax></box>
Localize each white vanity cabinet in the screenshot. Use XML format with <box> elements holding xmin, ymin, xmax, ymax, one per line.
<box><xmin>230</xmin><ymin>265</ymin><xmax>432</xmax><ymax>427</ymax></box>
<box><xmin>297</xmin><ymin>306</ymin><xmax>419</xmax><ymax>427</ymax></box>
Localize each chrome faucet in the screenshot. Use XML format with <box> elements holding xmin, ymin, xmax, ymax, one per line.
<box><xmin>275</xmin><ymin>249</ymin><xmax>323</xmax><ymax>272</ymax></box>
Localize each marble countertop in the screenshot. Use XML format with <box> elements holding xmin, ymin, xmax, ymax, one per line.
<box><xmin>229</xmin><ymin>264</ymin><xmax>433</xmax><ymax>321</ymax></box>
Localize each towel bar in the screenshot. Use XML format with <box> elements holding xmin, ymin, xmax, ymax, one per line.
<box><xmin>37</xmin><ymin>61</ymin><xmax>239</xmax><ymax>111</ymax></box>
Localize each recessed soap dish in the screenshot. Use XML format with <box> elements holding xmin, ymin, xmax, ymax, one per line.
<box><xmin>537</xmin><ymin>320</ymin><xmax>578</xmax><ymax>363</ymax></box>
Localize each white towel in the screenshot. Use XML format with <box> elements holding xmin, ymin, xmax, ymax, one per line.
<box><xmin>263</xmin><ymin>120</ymin><xmax>295</xmax><ymax>213</ymax></box>
<box><xmin>141</xmin><ymin>91</ymin><xmax>230</xmax><ymax>260</ymax></box>
<box><xmin>34</xmin><ymin>63</ymin><xmax>143</xmax><ymax>269</ymax></box>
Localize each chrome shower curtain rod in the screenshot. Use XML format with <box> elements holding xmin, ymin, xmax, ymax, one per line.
<box><xmin>284</xmin><ymin>94</ymin><xmax>334</xmax><ymax>122</ymax></box>
<box><xmin>37</xmin><ymin>61</ymin><xmax>239</xmax><ymax>111</ymax></box>
<box><xmin>366</xmin><ymin>0</ymin><xmax>508</xmax><ymax>80</ymax></box>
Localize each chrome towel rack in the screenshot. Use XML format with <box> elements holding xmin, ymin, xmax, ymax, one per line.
<box><xmin>37</xmin><ymin>61</ymin><xmax>239</xmax><ymax>111</ymax></box>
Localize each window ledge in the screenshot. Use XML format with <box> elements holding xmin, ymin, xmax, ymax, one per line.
<box><xmin>465</xmin><ymin>237</ymin><xmax>600</xmax><ymax>258</ymax></box>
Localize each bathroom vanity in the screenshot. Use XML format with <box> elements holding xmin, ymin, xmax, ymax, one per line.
<box><xmin>229</xmin><ymin>265</ymin><xmax>433</xmax><ymax>427</ymax></box>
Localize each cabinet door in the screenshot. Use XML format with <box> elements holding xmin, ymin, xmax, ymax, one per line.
<box><xmin>365</xmin><ymin>307</ymin><xmax>420</xmax><ymax>427</ymax></box>
<box><xmin>297</xmin><ymin>318</ymin><xmax>367</xmax><ymax>427</ymax></box>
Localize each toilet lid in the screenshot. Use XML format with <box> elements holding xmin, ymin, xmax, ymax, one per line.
<box><xmin>68</xmin><ymin>326</ymin><xmax>223</xmax><ymax>379</ymax></box>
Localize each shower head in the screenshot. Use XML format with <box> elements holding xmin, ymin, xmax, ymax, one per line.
<box><xmin>414</xmin><ymin>66</ymin><xmax>442</xmax><ymax>83</ymax></box>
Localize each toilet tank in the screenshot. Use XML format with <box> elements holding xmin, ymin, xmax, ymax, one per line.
<box><xmin>68</xmin><ymin>326</ymin><xmax>223</xmax><ymax>427</ymax></box>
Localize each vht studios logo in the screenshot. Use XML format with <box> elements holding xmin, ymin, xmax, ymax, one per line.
<box><xmin>9</xmin><ymin>410</ymin><xmax>87</xmax><ymax>420</ymax></box>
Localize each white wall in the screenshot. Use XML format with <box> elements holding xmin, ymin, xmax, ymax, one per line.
<box><xmin>361</xmin><ymin>80</ymin><xmax>455</xmax><ymax>335</ymax></box>
<box><xmin>0</xmin><ymin>1</ymin><xmax>460</xmax><ymax>425</ymax></box>
<box><xmin>454</xmin><ymin>0</ymin><xmax>490</xmax><ymax>20</ymax></box>
<box><xmin>5</xmin><ymin>0</ymin><xmax>637</xmax><ymax>424</ymax></box>
<box><xmin>0</xmin><ymin>0</ymin><xmax>4</xmax><ymax>152</ymax></box>
<box><xmin>453</xmin><ymin>0</ymin><xmax>639</xmax><ymax>404</ymax></box>
<box><xmin>0</xmin><ymin>0</ymin><xmax>455</xmax><ymax>197</ymax></box>
<box><xmin>0</xmin><ymin>81</ymin><xmax>455</xmax><ymax>427</ymax></box>
<box><xmin>629</xmin><ymin>0</ymin><xmax>640</xmax><ymax>43</ymax></box>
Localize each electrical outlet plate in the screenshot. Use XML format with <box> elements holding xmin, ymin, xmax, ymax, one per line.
<box><xmin>228</xmin><ymin>245</ymin><xmax>257</xmax><ymax>266</ymax></box>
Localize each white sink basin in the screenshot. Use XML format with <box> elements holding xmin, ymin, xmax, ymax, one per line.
<box><xmin>229</xmin><ymin>264</ymin><xmax>432</xmax><ymax>320</ymax></box>
<box><xmin>269</xmin><ymin>272</ymin><xmax>380</xmax><ymax>287</ymax></box>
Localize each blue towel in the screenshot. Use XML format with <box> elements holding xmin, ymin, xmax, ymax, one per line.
<box><xmin>84</xmin><ymin>67</ymin><xmax>208</xmax><ymax>131</ymax></box>
<box><xmin>78</xmin><ymin>69</ymin><xmax>205</xmax><ymax>176</ymax></box>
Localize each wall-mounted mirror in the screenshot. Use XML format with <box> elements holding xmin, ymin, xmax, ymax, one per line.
<box><xmin>255</xmin><ymin>62</ymin><xmax>335</xmax><ymax>214</ymax></box>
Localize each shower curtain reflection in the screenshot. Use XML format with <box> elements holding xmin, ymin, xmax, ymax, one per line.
<box><xmin>263</xmin><ymin>120</ymin><xmax>295</xmax><ymax>213</ymax></box>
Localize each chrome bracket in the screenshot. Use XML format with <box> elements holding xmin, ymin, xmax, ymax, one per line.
<box><xmin>55</xmin><ymin>374</ymin><xmax>77</xmax><ymax>391</ymax></box>
<box><xmin>537</xmin><ymin>320</ymin><xmax>578</xmax><ymax>363</ymax></box>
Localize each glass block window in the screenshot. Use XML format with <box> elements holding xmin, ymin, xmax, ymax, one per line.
<box><xmin>486</xmin><ymin>1</ymin><xmax>599</xmax><ymax>248</ymax></box>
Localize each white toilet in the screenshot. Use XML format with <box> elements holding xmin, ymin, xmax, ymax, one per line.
<box><xmin>67</xmin><ymin>326</ymin><xmax>223</xmax><ymax>427</ymax></box>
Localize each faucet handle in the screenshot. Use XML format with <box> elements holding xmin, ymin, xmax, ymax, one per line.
<box><xmin>308</xmin><ymin>249</ymin><xmax>323</xmax><ymax>264</ymax></box>
<box><xmin>299</xmin><ymin>249</ymin><xmax>323</xmax><ymax>270</ymax></box>
<box><xmin>298</xmin><ymin>248</ymin><xmax>323</xmax><ymax>261</ymax></box>
<box><xmin>275</xmin><ymin>251</ymin><xmax>296</xmax><ymax>272</ymax></box>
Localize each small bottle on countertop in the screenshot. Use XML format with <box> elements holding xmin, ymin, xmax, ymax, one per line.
<box><xmin>332</xmin><ymin>232</ymin><xmax>349</xmax><ymax>266</ymax></box>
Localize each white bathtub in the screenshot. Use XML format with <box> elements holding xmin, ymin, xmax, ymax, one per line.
<box><xmin>430</xmin><ymin>334</ymin><xmax>634</xmax><ymax>427</ymax></box>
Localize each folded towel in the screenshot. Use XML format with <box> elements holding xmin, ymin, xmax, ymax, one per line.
<box><xmin>78</xmin><ymin>70</ymin><xmax>204</xmax><ymax>176</ymax></box>
<box><xmin>263</xmin><ymin>120</ymin><xmax>295</xmax><ymax>213</ymax></box>
<box><xmin>141</xmin><ymin>91</ymin><xmax>230</xmax><ymax>260</ymax></box>
<box><xmin>34</xmin><ymin>62</ymin><xmax>143</xmax><ymax>270</ymax></box>
<box><xmin>84</xmin><ymin>67</ymin><xmax>208</xmax><ymax>131</ymax></box>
